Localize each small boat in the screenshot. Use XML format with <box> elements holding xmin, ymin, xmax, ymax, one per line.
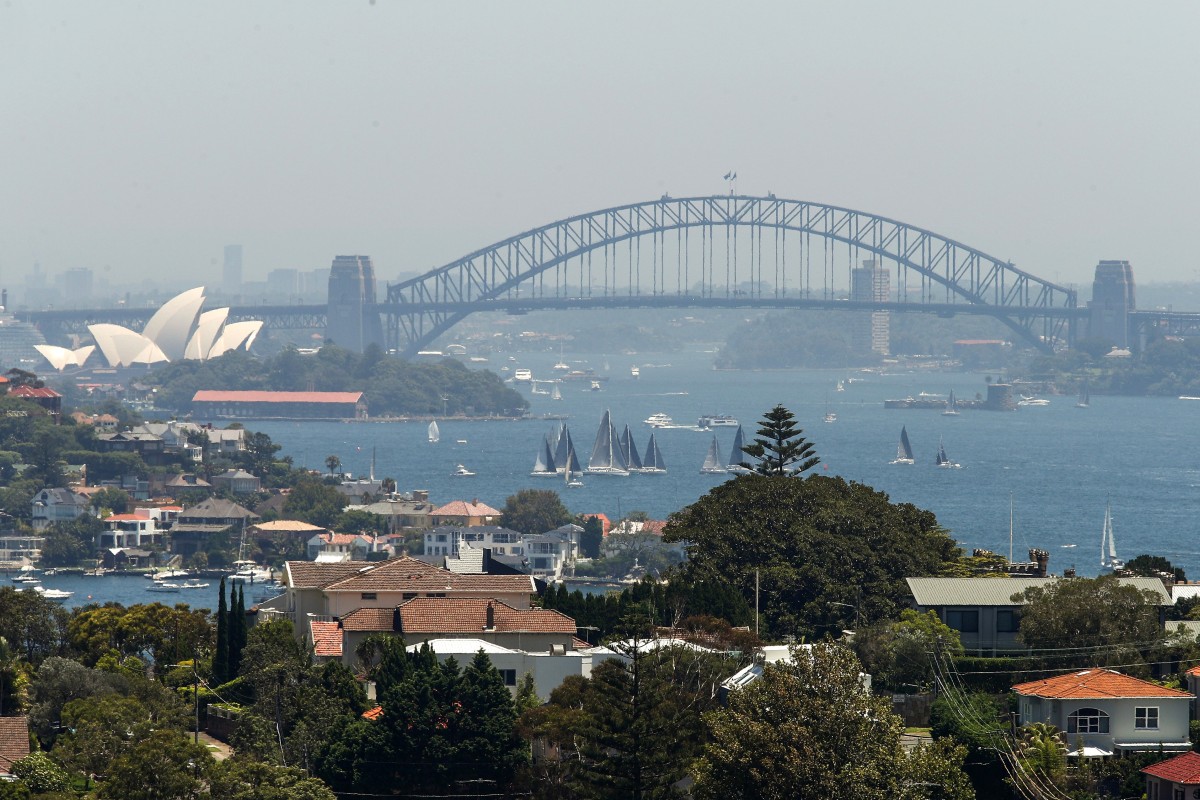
<box><xmin>585</xmin><ymin>410</ymin><xmax>630</xmax><ymax>476</ymax></box>
<box><xmin>823</xmin><ymin>411</ymin><xmax>837</xmax><ymax>423</ymax></box>
<box><xmin>644</xmin><ymin>413</ymin><xmax>673</xmax><ymax>427</ymax></box>
<box><xmin>700</xmin><ymin>436</ymin><xmax>727</xmax><ymax>474</ymax></box>
<box><xmin>640</xmin><ymin>433</ymin><xmax>667</xmax><ymax>473</ymax></box>
<box><xmin>726</xmin><ymin>425</ymin><xmax>752</xmax><ymax>474</ymax></box>
<box><xmin>551</xmin><ymin>384</ymin><xmax>562</xmax><ymax>401</ymax></box>
<box><xmin>1017</xmin><ymin>395</ymin><xmax>1050</xmax><ymax>407</ymax></box>
<box><xmin>451</xmin><ymin>464</ymin><xmax>476</xmax><ymax>477</ymax></box>
<box><xmin>178</xmin><ymin>581</ymin><xmax>210</xmax><ymax>590</ymax></box>
<box><xmin>631</xmin><ymin>365</ymin><xmax>640</xmax><ymax>379</ymax></box>
<box><xmin>1076</xmin><ymin>381</ymin><xmax>1090</xmax><ymax>409</ymax></box>
<box><xmin>942</xmin><ymin>390</ymin><xmax>961</xmax><ymax>416</ymax></box>
<box><xmin>935</xmin><ymin>438</ymin><xmax>961</xmax><ymax>469</ymax></box>
<box><xmin>1100</xmin><ymin>502</ymin><xmax>1123</xmax><ymax>571</ymax></box>
<box><xmin>891</xmin><ymin>426</ymin><xmax>915</xmax><ymax>465</ymax></box>
<box><xmin>428</xmin><ymin>421</ymin><xmax>440</xmax><ymax>444</ymax></box>
<box><xmin>456</xmin><ymin>438</ymin><xmax>468</xmax><ymax>445</ymax></box>
<box><xmin>697</xmin><ymin>414</ymin><xmax>739</xmax><ymax>428</ymax></box>
<box><xmin>531</xmin><ymin>436</ymin><xmax>558</xmax><ymax>477</ymax></box>
<box><xmin>147</xmin><ymin>582</ymin><xmax>181</xmax><ymax>593</ymax></box>
<box><xmin>590</xmin><ymin>380</ymin><xmax>602</xmax><ymax>391</ymax></box>
<box><xmin>36</xmin><ymin>586</ymin><xmax>72</xmax><ymax>600</ymax></box>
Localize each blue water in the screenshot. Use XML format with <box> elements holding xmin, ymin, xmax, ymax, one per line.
<box><xmin>33</xmin><ymin>349</ymin><xmax>1197</xmax><ymax>609</ymax></box>
<box><xmin>208</xmin><ymin>348</ymin><xmax>1200</xmax><ymax>582</ymax></box>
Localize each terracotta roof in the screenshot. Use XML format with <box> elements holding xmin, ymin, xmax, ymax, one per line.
<box><xmin>10</xmin><ymin>385</ymin><xmax>61</xmax><ymax>399</ymax></box>
<box><xmin>1143</xmin><ymin>751</ymin><xmax>1200</xmax><ymax>784</ymax></box>
<box><xmin>341</xmin><ymin>607</ymin><xmax>397</xmax><ymax>632</ymax></box>
<box><xmin>285</xmin><ymin>560</ymin><xmax>371</xmax><ymax>589</ymax></box>
<box><xmin>362</xmin><ymin>705</ymin><xmax>384</xmax><ymax>721</ymax></box>
<box><xmin>105</xmin><ymin>512</ymin><xmax>151</xmax><ymax>522</ymax></box>
<box><xmin>253</xmin><ymin>520</ymin><xmax>326</xmax><ymax>533</ymax></box>
<box><xmin>641</xmin><ymin>520</ymin><xmax>667</xmax><ymax>535</ymax></box>
<box><xmin>310</xmin><ymin>620</ymin><xmax>343</xmax><ymax>657</ymax></box>
<box><xmin>321</xmin><ymin>557</ymin><xmax>534</xmax><ymax>594</ymax></box>
<box><xmin>1188</xmin><ymin>665</ymin><xmax>1200</xmax><ymax>678</ymax></box>
<box><xmin>397</xmin><ymin>598</ymin><xmax>576</xmax><ymax>634</ymax></box>
<box><xmin>431</xmin><ymin>500</ymin><xmax>501</xmax><ymax>518</ymax></box>
<box><xmin>1013</xmin><ymin>669</ymin><xmax>1192</xmax><ymax>700</ymax></box>
<box><xmin>193</xmin><ymin>390</ymin><xmax>364</xmax><ymax>404</ymax></box>
<box><xmin>0</xmin><ymin>717</ymin><xmax>30</xmax><ymax>771</ymax></box>
<box><xmin>315</xmin><ymin>532</ymin><xmax>370</xmax><ymax>545</ymax></box>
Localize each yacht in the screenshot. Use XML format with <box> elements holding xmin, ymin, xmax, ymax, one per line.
<box><xmin>1017</xmin><ymin>395</ymin><xmax>1050</xmax><ymax>407</ymax></box>
<box><xmin>147</xmin><ymin>582</ymin><xmax>181</xmax><ymax>593</ymax></box>
<box><xmin>630</xmin><ymin>365</ymin><xmax>640</xmax><ymax>378</ymax></box>
<box><xmin>697</xmin><ymin>414</ymin><xmax>739</xmax><ymax>428</ymax></box>
<box><xmin>228</xmin><ymin>560</ymin><xmax>273</xmax><ymax>584</ymax></box>
<box><xmin>35</xmin><ymin>586</ymin><xmax>72</xmax><ymax>601</ymax></box>
<box><xmin>451</xmin><ymin>463</ymin><xmax>477</xmax><ymax>477</ymax></box>
<box><xmin>145</xmin><ymin>569</ymin><xmax>189</xmax><ymax>580</ymax></box>
<box><xmin>644</xmin><ymin>413</ymin><xmax>673</xmax><ymax>427</ymax></box>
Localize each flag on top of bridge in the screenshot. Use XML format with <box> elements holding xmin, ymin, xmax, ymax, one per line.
<box><xmin>723</xmin><ymin>171</ymin><xmax>731</xmax><ymax>180</ymax></box>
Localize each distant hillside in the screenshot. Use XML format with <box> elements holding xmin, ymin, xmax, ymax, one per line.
<box><xmin>144</xmin><ymin>345</ymin><xmax>529</xmax><ymax>417</ymax></box>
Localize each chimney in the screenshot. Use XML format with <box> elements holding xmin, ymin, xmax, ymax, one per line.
<box><xmin>485</xmin><ymin>601</ymin><xmax>495</xmax><ymax>631</ymax></box>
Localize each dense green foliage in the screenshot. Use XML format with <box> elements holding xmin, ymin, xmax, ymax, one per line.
<box><xmin>499</xmin><ymin>488</ymin><xmax>574</xmax><ymax>535</ymax></box>
<box><xmin>145</xmin><ymin>344</ymin><xmax>528</xmax><ymax>416</ymax></box>
<box><xmin>663</xmin><ymin>473</ymin><xmax>962</xmax><ymax>637</ymax></box>
<box><xmin>1123</xmin><ymin>552</ymin><xmax>1185</xmax><ymax>581</ymax></box>
<box><xmin>852</xmin><ymin>609</ymin><xmax>964</xmax><ymax>692</ymax></box>
<box><xmin>1017</xmin><ymin>335</ymin><xmax>1200</xmax><ymax>397</ymax></box>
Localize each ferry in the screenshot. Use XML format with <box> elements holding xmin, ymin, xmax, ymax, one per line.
<box><xmin>644</xmin><ymin>413</ymin><xmax>673</xmax><ymax>427</ymax></box>
<box><xmin>697</xmin><ymin>414</ymin><xmax>739</xmax><ymax>428</ymax></box>
<box><xmin>513</xmin><ymin>369</ymin><xmax>533</xmax><ymax>382</ymax></box>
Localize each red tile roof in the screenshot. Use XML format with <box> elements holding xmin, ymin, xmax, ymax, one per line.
<box><xmin>192</xmin><ymin>390</ymin><xmax>364</xmax><ymax>404</ymax></box>
<box><xmin>285</xmin><ymin>560</ymin><xmax>372</xmax><ymax>589</ymax></box>
<box><xmin>1143</xmin><ymin>751</ymin><xmax>1200</xmax><ymax>784</ymax></box>
<box><xmin>310</xmin><ymin>620</ymin><xmax>343</xmax><ymax>658</ymax></box>
<box><xmin>321</xmin><ymin>557</ymin><xmax>534</xmax><ymax>595</ymax></box>
<box><xmin>1013</xmin><ymin>669</ymin><xmax>1192</xmax><ymax>699</ymax></box>
<box><xmin>431</xmin><ymin>500</ymin><xmax>501</xmax><ymax>518</ymax></box>
<box><xmin>0</xmin><ymin>717</ymin><xmax>30</xmax><ymax>771</ymax></box>
<box><xmin>341</xmin><ymin>607</ymin><xmax>397</xmax><ymax>632</ymax></box>
<box><xmin>362</xmin><ymin>705</ymin><xmax>384</xmax><ymax>721</ymax></box>
<box><xmin>641</xmin><ymin>520</ymin><xmax>667</xmax><ymax>535</ymax></box>
<box><xmin>10</xmin><ymin>385</ymin><xmax>61</xmax><ymax>399</ymax></box>
<box><xmin>397</xmin><ymin>598</ymin><xmax>576</xmax><ymax>634</ymax></box>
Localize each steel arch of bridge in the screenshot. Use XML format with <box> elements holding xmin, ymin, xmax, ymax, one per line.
<box><xmin>384</xmin><ymin>195</ymin><xmax>1078</xmax><ymax>356</ymax></box>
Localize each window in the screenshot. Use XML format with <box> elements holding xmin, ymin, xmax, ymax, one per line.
<box><xmin>1136</xmin><ymin>706</ymin><xmax>1159</xmax><ymax>730</ymax></box>
<box><xmin>1066</xmin><ymin>708</ymin><xmax>1110</xmax><ymax>734</ymax></box>
<box><xmin>360</xmin><ymin>592</ymin><xmax>377</xmax><ymax>600</ymax></box>
<box><xmin>945</xmin><ymin>609</ymin><xmax>979</xmax><ymax>633</ymax></box>
<box><xmin>498</xmin><ymin>669</ymin><xmax>517</xmax><ymax>686</ymax></box>
<box><xmin>436</xmin><ymin>534</ymin><xmax>447</xmax><ymax>542</ymax></box>
<box><xmin>402</xmin><ymin>592</ymin><xmax>418</xmax><ymax>600</ymax></box>
<box><xmin>996</xmin><ymin>609</ymin><xmax>1019</xmax><ymax>633</ymax></box>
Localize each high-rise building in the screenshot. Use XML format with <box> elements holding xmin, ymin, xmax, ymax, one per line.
<box><xmin>57</xmin><ymin>267</ymin><xmax>94</xmax><ymax>308</ymax></box>
<box><xmin>327</xmin><ymin>255</ymin><xmax>383</xmax><ymax>352</ymax></box>
<box><xmin>850</xmin><ymin>260</ymin><xmax>890</xmax><ymax>356</ymax></box>
<box><xmin>223</xmin><ymin>245</ymin><xmax>243</xmax><ymax>293</ymax></box>
<box><xmin>266</xmin><ymin>268</ymin><xmax>299</xmax><ymax>301</ymax></box>
<box><xmin>1088</xmin><ymin>260</ymin><xmax>1135</xmax><ymax>348</ymax></box>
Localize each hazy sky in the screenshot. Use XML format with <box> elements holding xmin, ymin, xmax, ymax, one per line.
<box><xmin>2</xmin><ymin>1</ymin><xmax>1199</xmax><ymax>293</ymax></box>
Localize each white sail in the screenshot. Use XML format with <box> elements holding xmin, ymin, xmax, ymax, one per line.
<box><xmin>727</xmin><ymin>425</ymin><xmax>751</xmax><ymax>473</ymax></box>
<box><xmin>586</xmin><ymin>410</ymin><xmax>629</xmax><ymax>475</ymax></box>
<box><xmin>531</xmin><ymin>436</ymin><xmax>557</xmax><ymax>476</ymax></box>
<box><xmin>891</xmin><ymin>426</ymin><xmax>915</xmax><ymax>464</ymax></box>
<box><xmin>641</xmin><ymin>434</ymin><xmax>667</xmax><ymax>473</ymax></box>
<box><xmin>428</xmin><ymin>421</ymin><xmax>440</xmax><ymax>443</ymax></box>
<box><xmin>551</xmin><ymin>383</ymin><xmax>562</xmax><ymax>401</ymax></box>
<box><xmin>700</xmin><ymin>436</ymin><xmax>726</xmax><ymax>474</ymax></box>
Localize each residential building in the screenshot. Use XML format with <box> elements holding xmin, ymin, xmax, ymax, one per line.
<box><xmin>906</xmin><ymin>577</ymin><xmax>1171</xmax><ymax>656</ymax></box>
<box><xmin>0</xmin><ymin>717</ymin><xmax>30</xmax><ymax>778</ymax></box>
<box><xmin>1014</xmin><ymin>669</ymin><xmax>1192</xmax><ymax>757</ymax></box>
<box><xmin>96</xmin><ymin>431</ymin><xmax>167</xmax><ymax>462</ymax></box>
<box><xmin>0</xmin><ymin>530</ymin><xmax>45</xmax><ymax>568</ymax></box>
<box><xmin>337</xmin><ymin>478</ymin><xmax>384</xmax><ymax>505</ymax></box>
<box><xmin>406</xmin><ymin>638</ymin><xmax>587</xmax><ymax>700</ymax></box>
<box><xmin>30</xmin><ymin>487</ymin><xmax>91</xmax><ymax>530</ymax></box>
<box><xmin>1142</xmin><ymin>751</ymin><xmax>1200</xmax><ymax>800</ymax></box>
<box><xmin>101</xmin><ymin>547</ymin><xmax>156</xmax><ymax>571</ymax></box>
<box><xmin>346</xmin><ymin>491</ymin><xmax>435</xmax><ymax>531</ymax></box>
<box><xmin>170</xmin><ymin>497</ymin><xmax>258</xmax><ymax>556</ymax></box>
<box><xmin>162</xmin><ymin>473</ymin><xmax>212</xmax><ymax>495</ymax></box>
<box><xmin>212</xmin><ymin>469</ymin><xmax>261</xmax><ymax>494</ymax></box>
<box><xmin>307</xmin><ymin>532</ymin><xmax>389</xmax><ymax>562</ymax></box>
<box><xmin>9</xmin><ymin>385</ymin><xmax>62</xmax><ymax>421</ymax></box>
<box><xmin>523</xmin><ymin>524</ymin><xmax>583</xmax><ymax>580</ymax></box>
<box><xmin>423</xmin><ymin>525</ymin><xmax>523</xmax><ymax>558</ymax></box>
<box><xmin>429</xmin><ymin>500</ymin><xmax>501</xmax><ymax>527</ymax></box>
<box><xmin>98</xmin><ymin>512</ymin><xmax>165</xmax><ymax>549</ymax></box>
<box><xmin>191</xmin><ymin>390</ymin><xmax>367</xmax><ymax>420</ymax></box>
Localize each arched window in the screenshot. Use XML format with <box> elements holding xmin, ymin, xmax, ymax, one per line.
<box><xmin>1067</xmin><ymin>708</ymin><xmax>1110</xmax><ymax>734</ymax></box>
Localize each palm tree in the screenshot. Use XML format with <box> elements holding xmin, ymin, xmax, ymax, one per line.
<box><xmin>325</xmin><ymin>454</ymin><xmax>342</xmax><ymax>476</ymax></box>
<box><xmin>1017</xmin><ymin>722</ymin><xmax>1066</xmax><ymax>782</ymax></box>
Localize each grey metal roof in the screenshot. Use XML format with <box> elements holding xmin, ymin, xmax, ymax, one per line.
<box><xmin>907</xmin><ymin>576</ymin><xmax>1171</xmax><ymax>607</ymax></box>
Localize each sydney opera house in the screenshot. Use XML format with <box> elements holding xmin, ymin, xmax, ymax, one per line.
<box><xmin>35</xmin><ymin>287</ymin><xmax>263</xmax><ymax>371</ymax></box>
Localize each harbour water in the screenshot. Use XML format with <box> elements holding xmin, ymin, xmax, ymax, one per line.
<box><xmin>222</xmin><ymin>348</ymin><xmax>1200</xmax><ymax>582</ymax></box>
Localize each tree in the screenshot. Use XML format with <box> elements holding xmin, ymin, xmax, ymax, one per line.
<box><xmin>663</xmin><ymin>474</ymin><xmax>961</xmax><ymax>637</ymax></box>
<box><xmin>324</xmin><ymin>454</ymin><xmax>342</xmax><ymax>476</ymax></box>
<box><xmin>1014</xmin><ymin>575</ymin><xmax>1165</xmax><ymax>669</ymax></box>
<box><xmin>95</xmin><ymin>730</ymin><xmax>214</xmax><ymax>800</ymax></box>
<box><xmin>10</xmin><ymin>752</ymin><xmax>70</xmax><ymax>795</ymax></box>
<box><xmin>209</xmin><ymin>758</ymin><xmax>337</xmax><ymax>800</ymax></box>
<box><xmin>499</xmin><ymin>488</ymin><xmax>573</xmax><ymax>536</ymax></box>
<box><xmin>739</xmin><ymin>404</ymin><xmax>819</xmax><ymax>475</ymax></box>
<box><xmin>214</xmin><ymin>579</ymin><xmax>229</xmax><ymax>684</ymax></box>
<box><xmin>1124</xmin><ymin>553</ymin><xmax>1185</xmax><ymax>582</ymax></box>
<box><xmin>243</xmin><ymin>431</ymin><xmax>282</xmax><ymax>479</ymax></box>
<box><xmin>90</xmin><ymin>486</ymin><xmax>130</xmax><ymax>515</ymax></box>
<box><xmin>283</xmin><ymin>477</ymin><xmax>346</xmax><ymax>528</ymax></box>
<box><xmin>579</xmin><ymin>515</ymin><xmax>603</xmax><ymax>559</ymax></box>
<box><xmin>852</xmin><ymin>610</ymin><xmax>964</xmax><ymax>692</ymax></box>
<box><xmin>692</xmin><ymin>643</ymin><xmax>973</xmax><ymax>800</ymax></box>
<box><xmin>27</xmin><ymin>657</ymin><xmax>118</xmax><ymax>744</ymax></box>
<box><xmin>230</xmin><ymin>584</ymin><xmax>247</xmax><ymax>677</ymax></box>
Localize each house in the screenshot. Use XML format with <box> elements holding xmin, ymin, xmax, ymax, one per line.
<box><xmin>522</xmin><ymin>524</ymin><xmax>583</xmax><ymax>580</ymax></box>
<box><xmin>1014</xmin><ymin>669</ymin><xmax>1192</xmax><ymax>757</ymax></box>
<box><xmin>101</xmin><ymin>547</ymin><xmax>157</xmax><ymax>571</ymax></box>
<box><xmin>429</xmin><ymin>500</ymin><xmax>501</xmax><ymax>527</ymax></box>
<box><xmin>1142</xmin><ymin>751</ymin><xmax>1200</xmax><ymax>800</ymax></box>
<box><xmin>337</xmin><ymin>478</ymin><xmax>384</xmax><ymax>505</ymax></box>
<box><xmin>70</xmin><ymin>411</ymin><xmax>119</xmax><ymax>431</ymax></box>
<box><xmin>96</xmin><ymin>431</ymin><xmax>166</xmax><ymax>458</ymax></box>
<box><xmin>306</xmin><ymin>532</ymin><xmax>389</xmax><ymax>562</ymax></box>
<box><xmin>338</xmin><ymin>597</ymin><xmax>578</xmax><ymax>658</ymax></box>
<box><xmin>0</xmin><ymin>530</ymin><xmax>45</xmax><ymax>568</ymax></box>
<box><xmin>423</xmin><ymin>525</ymin><xmax>523</xmax><ymax>558</ymax></box>
<box><xmin>10</xmin><ymin>385</ymin><xmax>62</xmax><ymax>421</ymax></box>
<box><xmin>405</xmin><ymin>638</ymin><xmax>587</xmax><ymax>701</ymax></box>
<box><xmin>906</xmin><ymin>577</ymin><xmax>1172</xmax><ymax>656</ymax></box>
<box><xmin>345</xmin><ymin>490</ymin><xmax>435</xmax><ymax>531</ymax></box>
<box><xmin>98</xmin><ymin>510</ymin><xmax>166</xmax><ymax>549</ymax></box>
<box><xmin>170</xmin><ymin>497</ymin><xmax>259</xmax><ymax>556</ymax></box>
<box><xmin>310</xmin><ymin>619</ymin><xmax>343</xmax><ymax>664</ymax></box>
<box><xmin>163</xmin><ymin>473</ymin><xmax>212</xmax><ymax>494</ymax></box>
<box><xmin>30</xmin><ymin>487</ymin><xmax>92</xmax><ymax>530</ymax></box>
<box><xmin>0</xmin><ymin>716</ymin><xmax>30</xmax><ymax>777</ymax></box>
<box><xmin>211</xmin><ymin>469</ymin><xmax>261</xmax><ymax>494</ymax></box>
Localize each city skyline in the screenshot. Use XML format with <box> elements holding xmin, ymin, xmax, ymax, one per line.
<box><xmin>2</xmin><ymin>2</ymin><xmax>1199</xmax><ymax>292</ymax></box>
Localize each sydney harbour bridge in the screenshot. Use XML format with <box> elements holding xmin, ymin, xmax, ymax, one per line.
<box><xmin>19</xmin><ymin>195</ymin><xmax>1192</xmax><ymax>356</ymax></box>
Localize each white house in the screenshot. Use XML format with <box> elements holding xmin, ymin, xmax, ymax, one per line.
<box><xmin>521</xmin><ymin>524</ymin><xmax>582</xmax><ymax>580</ymax></box>
<box><xmin>407</xmin><ymin>638</ymin><xmax>588</xmax><ymax>701</ymax></box>
<box><xmin>1014</xmin><ymin>669</ymin><xmax>1193</xmax><ymax>757</ymax></box>
<box><xmin>97</xmin><ymin>510</ymin><xmax>166</xmax><ymax>549</ymax></box>
<box><xmin>423</xmin><ymin>525</ymin><xmax>524</xmax><ymax>558</ymax></box>
<box><xmin>30</xmin><ymin>488</ymin><xmax>91</xmax><ymax>530</ymax></box>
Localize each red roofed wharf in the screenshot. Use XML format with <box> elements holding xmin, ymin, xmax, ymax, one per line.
<box><xmin>192</xmin><ymin>390</ymin><xmax>367</xmax><ymax>420</ymax></box>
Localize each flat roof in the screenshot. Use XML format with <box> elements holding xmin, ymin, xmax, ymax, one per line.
<box><xmin>192</xmin><ymin>390</ymin><xmax>364</xmax><ymax>404</ymax></box>
<box><xmin>907</xmin><ymin>576</ymin><xmax>1171</xmax><ymax>607</ymax></box>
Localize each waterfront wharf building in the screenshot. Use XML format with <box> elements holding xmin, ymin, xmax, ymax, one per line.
<box><xmin>191</xmin><ymin>390</ymin><xmax>367</xmax><ymax>420</ymax></box>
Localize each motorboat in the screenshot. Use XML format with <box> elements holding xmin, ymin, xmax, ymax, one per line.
<box><xmin>630</xmin><ymin>365</ymin><xmax>640</xmax><ymax>378</ymax></box>
<box><xmin>697</xmin><ymin>414</ymin><xmax>739</xmax><ymax>428</ymax></box>
<box><xmin>36</xmin><ymin>586</ymin><xmax>72</xmax><ymax>601</ymax></box>
<box><xmin>823</xmin><ymin>410</ymin><xmax>837</xmax><ymax>423</ymax></box>
<box><xmin>590</xmin><ymin>380</ymin><xmax>602</xmax><ymax>391</ymax></box>
<box><xmin>11</xmin><ymin>573</ymin><xmax>40</xmax><ymax>584</ymax></box>
<box><xmin>147</xmin><ymin>582</ymin><xmax>181</xmax><ymax>593</ymax></box>
<box><xmin>145</xmin><ymin>569</ymin><xmax>189</xmax><ymax>580</ymax></box>
<box><xmin>644</xmin><ymin>413</ymin><xmax>673</xmax><ymax>427</ymax></box>
<box><xmin>451</xmin><ymin>463</ymin><xmax>477</xmax><ymax>477</ymax></box>
<box><xmin>1017</xmin><ymin>395</ymin><xmax>1050</xmax><ymax>407</ymax></box>
<box><xmin>228</xmin><ymin>560</ymin><xmax>273</xmax><ymax>584</ymax></box>
<box><xmin>178</xmin><ymin>581</ymin><xmax>210</xmax><ymax>590</ymax></box>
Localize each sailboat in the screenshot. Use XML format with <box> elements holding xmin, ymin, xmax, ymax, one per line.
<box><xmin>554</xmin><ymin>344</ymin><xmax>570</xmax><ymax>371</ymax></box>
<box><xmin>942</xmin><ymin>390</ymin><xmax>960</xmax><ymax>416</ymax></box>
<box><xmin>551</xmin><ymin>383</ymin><xmax>562</xmax><ymax>401</ymax></box>
<box><xmin>531</xmin><ymin>436</ymin><xmax>558</xmax><ymax>477</ymax></box>
<box><xmin>1076</xmin><ymin>380</ymin><xmax>1090</xmax><ymax>409</ymax></box>
<box><xmin>530</xmin><ymin>380</ymin><xmax>550</xmax><ymax>396</ymax></box>
<box><xmin>700</xmin><ymin>436</ymin><xmax>726</xmax><ymax>474</ymax></box>
<box><xmin>618</xmin><ymin>425</ymin><xmax>644</xmax><ymax>472</ymax></box>
<box><xmin>1100</xmin><ymin>502</ymin><xmax>1123</xmax><ymax>570</ymax></box>
<box><xmin>726</xmin><ymin>425</ymin><xmax>752</xmax><ymax>474</ymax></box>
<box><xmin>640</xmin><ymin>433</ymin><xmax>667</xmax><ymax>473</ymax></box>
<box><xmin>891</xmin><ymin>426</ymin><xmax>915</xmax><ymax>465</ymax></box>
<box><xmin>564</xmin><ymin>443</ymin><xmax>584</xmax><ymax>487</ymax></box>
<box><xmin>836</xmin><ymin>380</ymin><xmax>845</xmax><ymax>392</ymax></box>
<box><xmin>553</xmin><ymin>424</ymin><xmax>574</xmax><ymax>473</ymax></box>
<box><xmin>427</xmin><ymin>421</ymin><xmax>440</xmax><ymax>444</ymax></box>
<box><xmin>935</xmin><ymin>437</ymin><xmax>961</xmax><ymax>469</ymax></box>
<box><xmin>585</xmin><ymin>410</ymin><xmax>630</xmax><ymax>475</ymax></box>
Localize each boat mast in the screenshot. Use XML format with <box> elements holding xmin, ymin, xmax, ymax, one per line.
<box><xmin>1008</xmin><ymin>493</ymin><xmax>1013</xmax><ymax>564</ymax></box>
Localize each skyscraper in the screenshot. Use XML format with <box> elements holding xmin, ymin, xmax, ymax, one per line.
<box><xmin>223</xmin><ymin>245</ymin><xmax>243</xmax><ymax>293</ymax></box>
<box><xmin>326</xmin><ymin>255</ymin><xmax>383</xmax><ymax>352</ymax></box>
<box><xmin>850</xmin><ymin>260</ymin><xmax>890</xmax><ymax>356</ymax></box>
